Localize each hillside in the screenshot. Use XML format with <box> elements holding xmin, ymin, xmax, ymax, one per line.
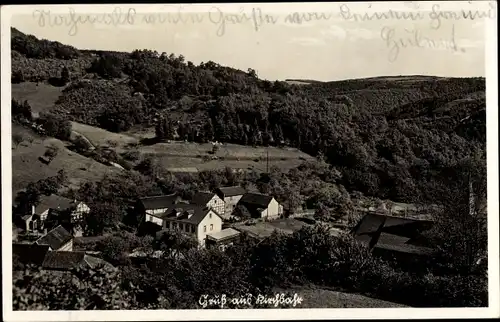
<box><xmin>11</xmin><ymin>124</ymin><xmax>119</xmax><ymax>194</ymax></box>
<box><xmin>10</xmin><ymin>27</ymin><xmax>486</xmax><ymax>204</ymax></box>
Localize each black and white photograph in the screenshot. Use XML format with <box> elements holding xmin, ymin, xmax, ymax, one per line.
<box><xmin>1</xmin><ymin>1</ymin><xmax>498</xmax><ymax>320</ymax></box>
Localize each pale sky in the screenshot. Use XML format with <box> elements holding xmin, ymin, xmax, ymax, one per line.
<box><xmin>7</xmin><ymin>2</ymin><xmax>494</xmax><ymax>81</ymax></box>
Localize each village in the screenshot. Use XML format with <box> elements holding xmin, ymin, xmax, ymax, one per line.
<box><xmin>12</xmin><ymin>183</ymin><xmax>438</xmax><ymax>273</ymax></box>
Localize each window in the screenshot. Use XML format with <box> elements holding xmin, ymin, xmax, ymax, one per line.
<box><xmin>186</xmin><ymin>224</ymin><xmax>190</xmax><ymax>233</ymax></box>
<box><xmin>210</xmin><ymin>224</ymin><xmax>213</xmax><ymax>231</ymax></box>
<box><xmin>173</xmin><ymin>222</ymin><xmax>177</xmax><ymax>230</ymax></box>
<box><xmin>209</xmin><ymin>213</ymin><xmax>212</xmax><ymax>219</ymax></box>
<box><xmin>203</xmin><ymin>225</ymin><xmax>207</xmax><ymax>232</ymax></box>
<box><xmin>179</xmin><ymin>223</ymin><xmax>183</xmax><ymax>231</ymax></box>
<box><xmin>191</xmin><ymin>226</ymin><xmax>196</xmax><ymax>233</ymax></box>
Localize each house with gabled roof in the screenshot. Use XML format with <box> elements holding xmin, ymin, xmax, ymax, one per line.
<box><xmin>215</xmin><ymin>186</ymin><xmax>246</xmax><ymax>216</ymax></box>
<box><xmin>35</xmin><ymin>194</ymin><xmax>90</xmax><ymax>223</ymax></box>
<box><xmin>35</xmin><ymin>225</ymin><xmax>73</xmax><ymax>251</ymax></box>
<box><xmin>191</xmin><ymin>191</ymin><xmax>225</xmax><ymax>217</ymax></box>
<box><xmin>235</xmin><ymin>192</ymin><xmax>283</xmax><ymax>220</ymax></box>
<box><xmin>161</xmin><ymin>204</ymin><xmax>224</xmax><ymax>247</ymax></box>
<box><xmin>136</xmin><ymin>193</ymin><xmax>186</xmax><ymax>226</ymax></box>
<box><xmin>41</xmin><ymin>251</ymin><xmax>113</xmax><ymax>271</ymax></box>
<box><xmin>352</xmin><ymin>213</ymin><xmax>435</xmax><ymax>262</ymax></box>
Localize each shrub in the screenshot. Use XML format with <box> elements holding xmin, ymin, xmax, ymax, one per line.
<box><xmin>37</xmin><ymin>113</ymin><xmax>72</xmax><ymax>141</ymax></box>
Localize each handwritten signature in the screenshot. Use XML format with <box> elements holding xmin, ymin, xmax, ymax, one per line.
<box><xmin>381</xmin><ymin>25</ymin><xmax>466</xmax><ymax>62</ymax></box>
<box><xmin>32</xmin><ymin>7</ymin><xmax>136</xmax><ymax>36</ymax></box>
<box><xmin>340</xmin><ymin>3</ymin><xmax>497</xmax><ymax>29</ymax></box>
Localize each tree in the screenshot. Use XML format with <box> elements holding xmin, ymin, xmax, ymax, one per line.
<box><xmin>134</xmin><ymin>156</ymin><xmax>166</xmax><ymax>179</ymax></box>
<box><xmin>12</xmin><ymin>70</ymin><xmax>25</xmax><ymax>84</ymax></box>
<box><xmin>13</xmin><ymin>265</ymin><xmax>135</xmax><ymax>310</ymax></box>
<box><xmin>61</xmin><ymin>66</ymin><xmax>70</xmax><ymax>85</ymax></box>
<box><xmin>155</xmin><ymin>117</ymin><xmax>175</xmax><ymax>141</ymax></box>
<box><xmin>425</xmin><ymin>154</ymin><xmax>487</xmax><ymax>275</ymax></box>
<box><xmin>247</xmin><ymin>68</ymin><xmax>257</xmax><ymax>78</ymax></box>
<box><xmin>44</xmin><ymin>144</ymin><xmax>59</xmax><ymax>162</ymax></box>
<box><xmin>82</xmin><ymin>202</ymin><xmax>123</xmax><ymax>236</ymax></box>
<box><xmin>12</xmin><ymin>99</ymin><xmax>33</xmax><ymax>123</ymax></box>
<box><xmin>12</xmin><ymin>133</ymin><xmax>24</xmax><ymax>148</ymax></box>
<box><xmin>314</xmin><ymin>202</ymin><xmax>331</xmax><ymax>222</ymax></box>
<box><xmin>38</xmin><ymin>113</ymin><xmax>72</xmax><ymax>141</ymax></box>
<box><xmin>88</xmin><ymin>54</ymin><xmax>123</xmax><ymax>79</ymax></box>
<box><xmin>232</xmin><ymin>204</ymin><xmax>252</xmax><ymax>220</ymax></box>
<box><xmin>155</xmin><ymin>230</ymin><xmax>198</xmax><ymax>258</ymax></box>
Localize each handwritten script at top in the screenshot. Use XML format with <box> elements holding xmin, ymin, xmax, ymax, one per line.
<box><xmin>31</xmin><ymin>3</ymin><xmax>497</xmax><ymax>37</ymax></box>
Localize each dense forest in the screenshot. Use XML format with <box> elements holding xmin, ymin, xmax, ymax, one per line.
<box><xmin>11</xmin><ymin>27</ymin><xmax>487</xmax><ymax>205</ymax></box>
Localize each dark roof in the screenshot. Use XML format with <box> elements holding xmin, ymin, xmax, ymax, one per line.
<box><xmin>41</xmin><ymin>251</ymin><xmax>112</xmax><ymax>271</ymax></box>
<box><xmin>352</xmin><ymin>213</ymin><xmax>435</xmax><ymax>257</ymax></box>
<box><xmin>239</xmin><ymin>192</ymin><xmax>273</xmax><ymax>208</ymax></box>
<box><xmin>191</xmin><ymin>191</ymin><xmax>217</xmax><ymax>205</ymax></box>
<box><xmin>164</xmin><ymin>204</ymin><xmax>220</xmax><ymax>225</ymax></box>
<box><xmin>234</xmin><ymin>203</ymin><xmax>253</xmax><ymax>218</ymax></box>
<box><xmin>215</xmin><ymin>186</ymin><xmax>246</xmax><ymax>198</ymax></box>
<box><xmin>377</xmin><ymin>232</ymin><xmax>411</xmax><ymax>245</ymax></box>
<box><xmin>36</xmin><ymin>194</ymin><xmax>75</xmax><ymax>214</ymax></box>
<box><xmin>42</xmin><ymin>251</ymin><xmax>87</xmax><ymax>270</ymax></box>
<box><xmin>139</xmin><ymin>194</ymin><xmax>182</xmax><ymax>210</ymax></box>
<box><xmin>13</xmin><ymin>243</ymin><xmax>51</xmax><ymax>265</ymax></box>
<box><xmin>35</xmin><ymin>225</ymin><xmax>73</xmax><ymax>250</ymax></box>
<box><xmin>353</xmin><ymin>213</ymin><xmax>433</xmax><ymax>238</ymax></box>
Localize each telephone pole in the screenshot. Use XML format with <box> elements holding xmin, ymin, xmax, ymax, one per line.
<box><xmin>266</xmin><ymin>148</ymin><xmax>269</xmax><ymax>173</ymax></box>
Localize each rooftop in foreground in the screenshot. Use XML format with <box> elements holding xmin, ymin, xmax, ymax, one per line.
<box><xmin>207</xmin><ymin>228</ymin><xmax>241</xmax><ymax>241</ymax></box>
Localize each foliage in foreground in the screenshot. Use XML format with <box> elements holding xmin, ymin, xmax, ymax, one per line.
<box><xmin>13</xmin><ymin>219</ymin><xmax>487</xmax><ymax>310</ymax></box>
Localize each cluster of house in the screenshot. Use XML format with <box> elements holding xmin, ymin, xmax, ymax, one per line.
<box><xmin>14</xmin><ymin>194</ymin><xmax>90</xmax><ymax>237</ymax></box>
<box><xmin>139</xmin><ymin>186</ymin><xmax>284</xmax><ymax>249</ymax></box>
<box><xmin>13</xmin><ymin>224</ymin><xmax>113</xmax><ymax>272</ymax></box>
<box><xmin>12</xmin><ymin>194</ymin><xmax>110</xmax><ymax>272</ymax></box>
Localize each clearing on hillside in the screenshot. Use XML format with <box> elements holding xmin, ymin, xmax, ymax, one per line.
<box><xmin>11</xmin><ymin>82</ymin><xmax>65</xmax><ymax>116</ymax></box>
<box><xmin>11</xmin><ymin>124</ymin><xmax>120</xmax><ymax>194</ymax></box>
<box><xmin>72</xmin><ymin>124</ymin><xmax>316</xmax><ymax>173</ymax></box>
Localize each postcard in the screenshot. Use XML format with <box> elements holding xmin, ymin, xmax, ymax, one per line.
<box><xmin>1</xmin><ymin>2</ymin><xmax>498</xmax><ymax>321</ymax></box>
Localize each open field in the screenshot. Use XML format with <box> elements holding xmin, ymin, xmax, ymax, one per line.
<box><xmin>11</xmin><ymin>82</ymin><xmax>65</xmax><ymax>116</ymax></box>
<box><xmin>11</xmin><ymin>124</ymin><xmax>119</xmax><ymax>194</ymax></box>
<box><xmin>71</xmin><ymin>121</ymin><xmax>139</xmax><ymax>149</ymax></box>
<box><xmin>273</xmin><ymin>285</ymin><xmax>408</xmax><ymax>308</ymax></box>
<box><xmin>72</xmin><ymin>123</ymin><xmax>316</xmax><ymax>173</ymax></box>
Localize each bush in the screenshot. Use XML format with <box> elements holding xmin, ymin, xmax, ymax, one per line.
<box><xmin>37</xmin><ymin>113</ymin><xmax>72</xmax><ymax>140</ymax></box>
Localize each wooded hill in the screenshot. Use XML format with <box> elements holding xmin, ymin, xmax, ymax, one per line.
<box><xmin>11</xmin><ymin>27</ymin><xmax>486</xmax><ymax>204</ymax></box>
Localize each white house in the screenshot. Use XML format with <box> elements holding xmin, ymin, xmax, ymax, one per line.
<box><xmin>215</xmin><ymin>186</ymin><xmax>246</xmax><ymax>217</ymax></box>
<box><xmin>138</xmin><ymin>194</ymin><xmax>185</xmax><ymax>226</ymax></box>
<box><xmin>34</xmin><ymin>194</ymin><xmax>90</xmax><ymax>223</ymax></box>
<box><xmin>161</xmin><ymin>204</ymin><xmax>223</xmax><ymax>247</ymax></box>
<box><xmin>191</xmin><ymin>191</ymin><xmax>225</xmax><ymax>216</ymax></box>
<box><xmin>235</xmin><ymin>192</ymin><xmax>283</xmax><ymax>220</ymax></box>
